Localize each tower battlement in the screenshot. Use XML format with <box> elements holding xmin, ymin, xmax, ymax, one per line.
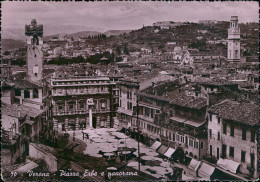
<box><xmin>25</xmin><ymin>19</ymin><xmax>43</xmax><ymax>37</ymax></box>
<box><xmin>230</xmin><ymin>16</ymin><xmax>238</xmax><ymax>21</ymax></box>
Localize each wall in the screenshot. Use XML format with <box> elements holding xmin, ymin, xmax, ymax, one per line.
<box><xmin>222</xmin><ymin>122</ymin><xmax>257</xmax><ymax>177</ymax></box>
<box><xmin>29</xmin><ymin>143</ymin><xmax>57</xmax><ymax>173</ymax></box>
<box><xmin>208</xmin><ymin>113</ymin><xmax>222</xmax><ymax>158</ymax></box>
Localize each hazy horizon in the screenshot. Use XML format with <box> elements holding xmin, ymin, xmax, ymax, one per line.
<box><xmin>2</xmin><ymin>1</ymin><xmax>258</xmax><ymax>39</ymax></box>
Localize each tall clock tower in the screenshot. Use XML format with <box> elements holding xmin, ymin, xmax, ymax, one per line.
<box><xmin>227</xmin><ymin>16</ymin><xmax>240</xmax><ymax>62</ymax></box>
<box><xmin>25</xmin><ymin>19</ymin><xmax>44</xmax><ymax>83</ymax></box>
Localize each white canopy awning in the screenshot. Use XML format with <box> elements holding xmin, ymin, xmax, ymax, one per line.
<box><xmin>217</xmin><ymin>158</ymin><xmax>240</xmax><ymax>174</ymax></box>
<box><xmin>198</xmin><ymin>162</ymin><xmax>215</xmax><ymax>179</ymax></box>
<box><xmin>151</xmin><ymin>141</ymin><xmax>161</xmax><ymax>151</ymax></box>
<box><xmin>16</xmin><ymin>161</ymin><xmax>38</xmax><ymax>174</ymax></box>
<box><xmin>164</xmin><ymin>147</ymin><xmax>176</xmax><ymax>158</ymax></box>
<box><xmin>188</xmin><ymin>158</ymin><xmax>201</xmax><ymax>172</ymax></box>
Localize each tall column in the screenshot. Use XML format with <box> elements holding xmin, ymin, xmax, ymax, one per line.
<box><xmin>89</xmin><ymin>107</ymin><xmax>93</xmax><ymax>128</ymax></box>
<box><xmin>86</xmin><ymin>116</ymin><xmax>89</xmax><ymax>128</ymax></box>
<box><xmin>21</xmin><ymin>90</ymin><xmax>24</xmax><ymax>99</ymax></box>
<box><xmin>76</xmin><ymin>117</ymin><xmax>79</xmax><ymax>130</ymax></box>
<box><xmin>30</xmin><ymin>89</ymin><xmax>33</xmax><ymax>99</ymax></box>
<box><xmin>65</xmin><ymin>118</ymin><xmax>69</xmax><ymax>131</ymax></box>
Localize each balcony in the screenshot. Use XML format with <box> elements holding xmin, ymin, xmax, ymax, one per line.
<box><xmin>138</xmin><ymin>114</ymin><xmax>154</xmax><ymax>122</ymax></box>
<box><xmin>52</xmin><ymin>89</ymin><xmax>110</xmax><ymax>96</ymax></box>
<box><xmin>117</xmin><ymin>107</ymin><xmax>133</xmax><ymax>116</ymax></box>
<box><xmin>53</xmin><ymin>109</ymin><xmax>110</xmax><ymax>116</ymax></box>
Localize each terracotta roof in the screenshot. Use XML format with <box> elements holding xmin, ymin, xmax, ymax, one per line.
<box><xmin>12</xmin><ymin>79</ymin><xmax>42</xmax><ymax>89</ymax></box>
<box><xmin>1</xmin><ymin>102</ymin><xmax>44</xmax><ymax>119</ymax></box>
<box><xmin>208</xmin><ymin>100</ymin><xmax>259</xmax><ymax>126</ymax></box>
<box><xmin>170</xmin><ymin>93</ymin><xmax>207</xmax><ymax>110</ymax></box>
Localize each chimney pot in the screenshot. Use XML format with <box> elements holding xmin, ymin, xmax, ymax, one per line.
<box><xmin>18</xmin><ymin>108</ymin><xmax>21</xmax><ymax>118</ymax></box>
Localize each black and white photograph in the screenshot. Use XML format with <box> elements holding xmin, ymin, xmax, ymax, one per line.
<box><xmin>1</xmin><ymin>1</ymin><xmax>259</xmax><ymax>181</ymax></box>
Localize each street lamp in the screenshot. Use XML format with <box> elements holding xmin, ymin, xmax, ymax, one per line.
<box><xmin>136</xmin><ymin>94</ymin><xmax>140</xmax><ymax>171</ymax></box>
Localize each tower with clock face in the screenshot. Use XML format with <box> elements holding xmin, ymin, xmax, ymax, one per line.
<box><xmin>227</xmin><ymin>16</ymin><xmax>240</xmax><ymax>62</ymax></box>
<box><xmin>25</xmin><ymin>19</ymin><xmax>44</xmax><ymax>83</ymax></box>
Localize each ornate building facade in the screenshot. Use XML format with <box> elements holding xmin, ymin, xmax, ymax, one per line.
<box><xmin>51</xmin><ymin>73</ymin><xmax>114</xmax><ymax>131</ymax></box>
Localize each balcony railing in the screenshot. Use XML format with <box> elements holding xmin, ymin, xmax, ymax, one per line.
<box><xmin>117</xmin><ymin>107</ymin><xmax>133</xmax><ymax>116</ymax></box>
<box><xmin>52</xmin><ymin>90</ymin><xmax>109</xmax><ymax>96</ymax></box>
<box><xmin>53</xmin><ymin>109</ymin><xmax>110</xmax><ymax>116</ymax></box>
<box><xmin>138</xmin><ymin>114</ymin><xmax>154</xmax><ymax>122</ymax></box>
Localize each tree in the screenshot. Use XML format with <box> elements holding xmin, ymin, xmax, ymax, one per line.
<box><xmin>116</xmin><ymin>46</ymin><xmax>121</xmax><ymax>55</ymax></box>
<box><xmin>123</xmin><ymin>44</ymin><xmax>129</xmax><ymax>55</ymax></box>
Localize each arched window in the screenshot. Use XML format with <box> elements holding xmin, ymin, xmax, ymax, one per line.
<box><xmin>33</xmin><ymin>88</ymin><xmax>39</xmax><ymax>98</ymax></box>
<box><xmin>189</xmin><ymin>152</ymin><xmax>193</xmax><ymax>157</ymax></box>
<box><xmin>24</xmin><ymin>89</ymin><xmax>30</xmax><ymax>98</ymax></box>
<box><xmin>15</xmin><ymin>88</ymin><xmax>21</xmax><ymax>96</ymax></box>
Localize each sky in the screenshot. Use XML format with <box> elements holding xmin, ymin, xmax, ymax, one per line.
<box><xmin>1</xmin><ymin>1</ymin><xmax>258</xmax><ymax>37</ymax></box>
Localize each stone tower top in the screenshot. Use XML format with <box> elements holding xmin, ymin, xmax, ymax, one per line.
<box><xmin>25</xmin><ymin>19</ymin><xmax>43</xmax><ymax>37</ymax></box>
<box><xmin>231</xmin><ymin>16</ymin><xmax>238</xmax><ymax>21</ymax></box>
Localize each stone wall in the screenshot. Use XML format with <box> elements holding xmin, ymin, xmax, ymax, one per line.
<box><xmin>29</xmin><ymin>143</ymin><xmax>57</xmax><ymax>173</ymax></box>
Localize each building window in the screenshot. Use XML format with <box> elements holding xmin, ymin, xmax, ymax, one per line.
<box><xmin>194</xmin><ymin>141</ymin><xmax>199</xmax><ymax>149</ymax></box>
<box><xmin>209</xmin><ymin>113</ymin><xmax>212</xmax><ymax>121</ymax></box>
<box><xmin>80</xmin><ymin>104</ymin><xmax>84</xmax><ymax>109</ymax></box>
<box><xmin>200</xmin><ymin>142</ymin><xmax>204</xmax><ymax>149</ymax></box>
<box><xmin>172</xmin><ymin>133</ymin><xmax>175</xmax><ymax>141</ymax></box>
<box><xmin>169</xmin><ymin>132</ymin><xmax>171</xmax><ymax>140</ymax></box>
<box><xmin>210</xmin><ymin>145</ymin><xmax>212</xmax><ymax>156</ymax></box>
<box><xmin>251</xmin><ymin>130</ymin><xmax>255</xmax><ymax>142</ymax></box>
<box><xmin>223</xmin><ymin>123</ymin><xmax>227</xmax><ymax>134</ymax></box>
<box><xmin>229</xmin><ymin>146</ymin><xmax>234</xmax><ymax>158</ymax></box>
<box><xmin>242</xmin><ymin>128</ymin><xmax>246</xmax><ymax>140</ymax></box>
<box><xmin>151</xmin><ymin>109</ymin><xmax>154</xmax><ymax>118</ymax></box>
<box><xmin>58</xmin><ymin>105</ymin><xmax>63</xmax><ymax>110</ymax></box>
<box><xmin>33</xmin><ymin>88</ymin><xmax>39</xmax><ymax>98</ymax></box>
<box><xmin>15</xmin><ymin>88</ymin><xmax>21</xmax><ymax>96</ymax></box>
<box><xmin>218</xmin><ymin>132</ymin><xmax>220</xmax><ymax>141</ymax></box>
<box><xmin>209</xmin><ymin>129</ymin><xmax>212</xmax><ymax>138</ymax></box>
<box><xmin>24</xmin><ymin>89</ymin><xmax>30</xmax><ymax>98</ymax></box>
<box><xmin>189</xmin><ymin>139</ymin><xmax>193</xmax><ymax>147</ymax></box>
<box><xmin>230</xmin><ymin>125</ymin><xmax>234</xmax><ymax>137</ymax></box>
<box><xmin>217</xmin><ymin>147</ymin><xmax>219</xmax><ymax>159</ymax></box>
<box><xmin>217</xmin><ymin>117</ymin><xmax>220</xmax><ymax>124</ymax></box>
<box><xmin>241</xmin><ymin>151</ymin><xmax>246</xmax><ymax>163</ymax></box>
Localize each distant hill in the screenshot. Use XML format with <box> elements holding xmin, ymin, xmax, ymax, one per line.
<box><xmin>104</xmin><ymin>30</ymin><xmax>132</xmax><ymax>37</ymax></box>
<box><xmin>43</xmin><ymin>31</ymin><xmax>101</xmax><ymax>41</ymax></box>
<box><xmin>69</xmin><ymin>31</ymin><xmax>101</xmax><ymax>39</ymax></box>
<box><xmin>1</xmin><ymin>39</ymin><xmax>25</xmax><ymax>52</ymax></box>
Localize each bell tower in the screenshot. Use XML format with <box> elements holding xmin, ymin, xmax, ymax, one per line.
<box><xmin>25</xmin><ymin>19</ymin><xmax>44</xmax><ymax>83</ymax></box>
<box><xmin>227</xmin><ymin>16</ymin><xmax>240</xmax><ymax>62</ymax></box>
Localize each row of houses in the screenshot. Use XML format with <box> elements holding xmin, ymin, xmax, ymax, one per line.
<box><xmin>117</xmin><ymin>75</ymin><xmax>258</xmax><ymax>179</ymax></box>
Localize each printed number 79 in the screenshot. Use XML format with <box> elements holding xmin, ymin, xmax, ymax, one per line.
<box><xmin>11</xmin><ymin>171</ymin><xmax>17</xmax><ymax>177</ymax></box>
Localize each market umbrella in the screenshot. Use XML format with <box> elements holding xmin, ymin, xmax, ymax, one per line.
<box><xmin>104</xmin><ymin>153</ymin><xmax>114</xmax><ymax>157</ymax></box>
<box><xmin>127</xmin><ymin>162</ymin><xmax>139</xmax><ymax>167</ymax></box>
<box><xmin>141</xmin><ymin>156</ymin><xmax>155</xmax><ymax>161</ymax></box>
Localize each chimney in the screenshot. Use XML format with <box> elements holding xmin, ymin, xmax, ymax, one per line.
<box><xmin>206</xmin><ymin>94</ymin><xmax>210</xmax><ymax>106</ymax></box>
<box><xmin>20</xmin><ymin>97</ymin><xmax>23</xmax><ymax>105</ymax></box>
<box><xmin>18</xmin><ymin>108</ymin><xmax>21</xmax><ymax>118</ymax></box>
